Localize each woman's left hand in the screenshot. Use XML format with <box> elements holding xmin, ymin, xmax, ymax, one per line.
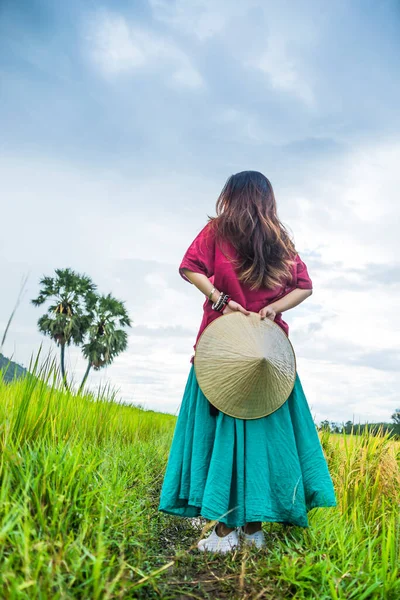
<box><xmin>259</xmin><ymin>305</ymin><xmax>276</xmax><ymax>320</ymax></box>
<box><xmin>223</xmin><ymin>300</ymin><xmax>250</xmax><ymax>316</ymax></box>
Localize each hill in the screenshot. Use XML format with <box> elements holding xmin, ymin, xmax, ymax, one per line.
<box><xmin>0</xmin><ymin>353</ymin><xmax>28</xmax><ymax>382</ymax></box>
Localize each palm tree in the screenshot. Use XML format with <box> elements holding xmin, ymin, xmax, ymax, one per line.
<box><xmin>391</xmin><ymin>409</ymin><xmax>400</xmax><ymax>425</ymax></box>
<box><xmin>79</xmin><ymin>293</ymin><xmax>132</xmax><ymax>392</ymax></box>
<box><xmin>31</xmin><ymin>268</ymin><xmax>96</xmax><ymax>389</ymax></box>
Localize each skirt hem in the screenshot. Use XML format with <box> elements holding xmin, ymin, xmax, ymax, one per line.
<box><xmin>159</xmin><ymin>500</ymin><xmax>338</xmax><ymax>529</ymax></box>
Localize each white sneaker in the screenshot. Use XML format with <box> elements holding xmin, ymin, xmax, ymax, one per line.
<box><xmin>240</xmin><ymin>527</ymin><xmax>266</xmax><ymax>549</ymax></box>
<box><xmin>197</xmin><ymin>526</ymin><xmax>239</xmax><ymax>554</ymax></box>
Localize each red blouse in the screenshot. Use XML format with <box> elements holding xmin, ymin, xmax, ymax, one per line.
<box><xmin>179</xmin><ymin>222</ymin><xmax>313</xmax><ymax>361</ymax></box>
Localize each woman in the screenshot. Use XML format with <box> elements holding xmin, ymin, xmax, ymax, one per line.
<box><xmin>158</xmin><ymin>171</ymin><xmax>337</xmax><ymax>553</ymax></box>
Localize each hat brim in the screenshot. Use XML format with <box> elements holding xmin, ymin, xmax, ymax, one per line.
<box><xmin>194</xmin><ymin>312</ymin><xmax>296</xmax><ymax>419</ymax></box>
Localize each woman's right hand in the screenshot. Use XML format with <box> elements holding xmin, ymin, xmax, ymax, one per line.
<box><xmin>223</xmin><ymin>300</ymin><xmax>250</xmax><ymax>316</ymax></box>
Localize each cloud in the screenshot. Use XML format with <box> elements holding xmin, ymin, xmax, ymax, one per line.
<box><xmin>211</xmin><ymin>107</ymin><xmax>263</xmax><ymax>144</ymax></box>
<box><xmin>149</xmin><ymin>0</ymin><xmax>248</xmax><ymax>41</ymax></box>
<box><xmin>248</xmin><ymin>36</ymin><xmax>316</xmax><ymax>108</ymax></box>
<box><xmin>295</xmin><ymin>333</ymin><xmax>400</xmax><ymax>374</ymax></box>
<box><xmin>350</xmin><ymin>264</ymin><xmax>400</xmax><ymax>286</ymax></box>
<box><xmin>132</xmin><ymin>324</ymin><xmax>197</xmax><ymax>338</ymax></box>
<box><xmin>301</xmin><ymin>259</ymin><xmax>400</xmax><ymax>290</ymax></box>
<box><xmin>283</xmin><ymin>140</ymin><xmax>400</xmax><ymax>267</ymax></box>
<box><xmin>299</xmin><ymin>358</ymin><xmax>399</xmax><ymax>424</ymax></box>
<box><xmin>150</xmin><ymin>0</ymin><xmax>318</xmax><ymax>106</ymax></box>
<box><xmin>84</xmin><ymin>10</ymin><xmax>204</xmax><ymax>89</ymax></box>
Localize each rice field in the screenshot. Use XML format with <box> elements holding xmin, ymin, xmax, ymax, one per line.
<box><xmin>0</xmin><ymin>358</ymin><xmax>399</xmax><ymax>599</ymax></box>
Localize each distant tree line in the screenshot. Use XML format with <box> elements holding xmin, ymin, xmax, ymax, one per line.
<box><xmin>318</xmin><ymin>408</ymin><xmax>400</xmax><ymax>438</ymax></box>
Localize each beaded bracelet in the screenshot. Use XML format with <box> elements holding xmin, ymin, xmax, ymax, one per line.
<box><xmin>211</xmin><ymin>292</ymin><xmax>225</xmax><ymax>311</ymax></box>
<box><xmin>213</xmin><ymin>292</ymin><xmax>230</xmax><ymax>311</ymax></box>
<box><xmin>222</xmin><ymin>296</ymin><xmax>232</xmax><ymax>311</ymax></box>
<box><xmin>212</xmin><ymin>292</ymin><xmax>231</xmax><ymax>312</ymax></box>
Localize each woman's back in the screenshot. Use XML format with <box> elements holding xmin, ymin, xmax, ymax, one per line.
<box><xmin>179</xmin><ymin>220</ymin><xmax>313</xmax><ymax>354</ymax></box>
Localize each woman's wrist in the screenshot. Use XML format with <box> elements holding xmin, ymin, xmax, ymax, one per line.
<box><xmin>211</xmin><ymin>292</ymin><xmax>231</xmax><ymax>312</ymax></box>
<box><xmin>209</xmin><ymin>288</ymin><xmax>220</xmax><ymax>303</ymax></box>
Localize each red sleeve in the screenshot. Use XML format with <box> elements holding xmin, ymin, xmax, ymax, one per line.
<box><xmin>295</xmin><ymin>254</ymin><xmax>313</xmax><ymax>289</ymax></box>
<box><xmin>179</xmin><ymin>223</ymin><xmax>215</xmax><ymax>283</ymax></box>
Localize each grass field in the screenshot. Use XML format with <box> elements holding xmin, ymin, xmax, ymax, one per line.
<box><xmin>0</xmin><ymin>358</ymin><xmax>399</xmax><ymax>599</ymax></box>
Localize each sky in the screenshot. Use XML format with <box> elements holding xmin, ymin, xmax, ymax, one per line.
<box><xmin>1</xmin><ymin>0</ymin><xmax>400</xmax><ymax>424</ymax></box>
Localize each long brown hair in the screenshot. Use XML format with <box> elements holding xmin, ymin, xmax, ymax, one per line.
<box><xmin>209</xmin><ymin>170</ymin><xmax>297</xmax><ymax>290</ymax></box>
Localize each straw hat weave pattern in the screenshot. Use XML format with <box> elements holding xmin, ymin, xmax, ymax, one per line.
<box><xmin>194</xmin><ymin>312</ymin><xmax>296</xmax><ymax>419</ymax></box>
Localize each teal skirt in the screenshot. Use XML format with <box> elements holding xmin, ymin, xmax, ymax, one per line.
<box><xmin>158</xmin><ymin>365</ymin><xmax>337</xmax><ymax>528</ymax></box>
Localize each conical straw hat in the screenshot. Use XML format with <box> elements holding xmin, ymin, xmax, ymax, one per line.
<box><xmin>194</xmin><ymin>312</ymin><xmax>296</xmax><ymax>419</ymax></box>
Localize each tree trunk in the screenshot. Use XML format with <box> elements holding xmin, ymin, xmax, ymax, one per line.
<box><xmin>79</xmin><ymin>361</ymin><xmax>92</xmax><ymax>394</ymax></box>
<box><xmin>60</xmin><ymin>343</ymin><xmax>69</xmax><ymax>391</ymax></box>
